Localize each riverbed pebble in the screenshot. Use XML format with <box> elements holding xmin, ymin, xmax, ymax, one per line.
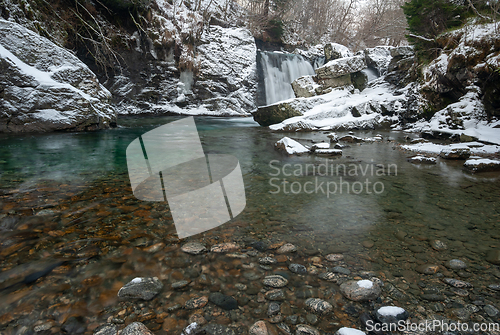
<box><xmin>117</xmin><ymin>277</ymin><xmax>163</xmax><ymax>300</ymax></box>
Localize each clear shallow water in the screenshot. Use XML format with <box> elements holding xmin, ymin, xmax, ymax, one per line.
<box><xmin>0</xmin><ymin>116</ymin><xmax>500</xmax><ymax>334</ymax></box>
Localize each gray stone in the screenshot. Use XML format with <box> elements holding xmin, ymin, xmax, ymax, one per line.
<box><xmin>484</xmin><ymin>304</ymin><xmax>499</xmax><ymax>317</ymax></box>
<box><xmin>263</xmin><ymin>275</ymin><xmax>288</xmax><ymax>288</ymax></box>
<box><xmin>209</xmin><ymin>292</ymin><xmax>238</xmax><ymax>310</ymax></box>
<box><xmin>430</xmin><ymin>239</ymin><xmax>448</xmax><ymax>250</ymax></box>
<box><xmin>445</xmin><ymin>259</ymin><xmax>467</xmax><ymax>270</ymax></box>
<box><xmin>464</xmin><ymin>159</ymin><xmax>500</xmax><ymax>173</ymax></box>
<box><xmin>351</xmin><ymin>71</ymin><xmax>368</xmax><ymax>91</ymax></box>
<box><xmin>292</xmin><ymin>76</ymin><xmax>319</xmax><ymax>98</ymax></box>
<box><xmin>268</xmin><ymin>302</ymin><xmax>281</xmax><ymax>316</ymax></box>
<box><xmin>326</xmin><ymin>254</ymin><xmax>343</xmax><ymax>261</ymax></box>
<box><xmin>339</xmin><ymin>280</ymin><xmax>381</xmax><ymax>302</ymax></box>
<box><xmin>332</xmin><ymin>266</ymin><xmax>351</xmax><ymax>275</ymax></box>
<box><xmin>318</xmin><ymin>272</ymin><xmax>337</xmax><ymax>282</ymax></box>
<box><xmin>442</xmin><ymin>278</ymin><xmax>472</xmax><ymax>289</ymax></box>
<box><xmin>305</xmin><ymin>314</ymin><xmax>318</xmax><ymax>325</ymax></box>
<box><xmin>295</xmin><ymin>324</ymin><xmax>320</xmax><ymax>335</ymax></box>
<box><xmin>117</xmin><ymin>277</ymin><xmax>163</xmax><ymax>301</ymax></box>
<box><xmin>200</xmin><ymin>324</ymin><xmax>236</xmax><ymax>335</ymax></box>
<box><xmin>181</xmin><ymin>242</ymin><xmax>207</xmax><ymax>255</ymax></box>
<box><xmin>277</xmin><ymin>243</ymin><xmax>297</xmax><ymax>254</ymax></box>
<box><xmin>289</xmin><ymin>264</ymin><xmax>307</xmax><ymax>275</ymax></box>
<box><xmin>93</xmin><ymin>324</ymin><xmax>117</xmax><ymax>335</ymax></box>
<box><xmin>121</xmin><ymin>322</ymin><xmax>153</xmax><ymax>335</ymax></box>
<box><xmin>316</xmin><ymin>55</ymin><xmax>367</xmax><ymax>79</ymax></box>
<box><xmin>172</xmin><ymin>280</ymin><xmax>190</xmax><ymax>290</ymax></box>
<box><xmin>305</xmin><ymin>298</ymin><xmax>333</xmax><ymax>315</ymax></box>
<box><xmin>0</xmin><ymin>20</ymin><xmax>117</xmax><ymax>133</ymax></box>
<box><xmin>265</xmin><ymin>289</ymin><xmax>286</xmax><ymax>301</ymax></box>
<box><xmin>259</xmin><ymin>257</ymin><xmax>278</xmax><ymax>265</ymax></box>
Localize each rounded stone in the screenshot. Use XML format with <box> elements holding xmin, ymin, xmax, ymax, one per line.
<box><xmin>430</xmin><ymin>240</ymin><xmax>447</xmax><ymax>251</ymax></box>
<box><xmin>441</xmin><ymin>278</ymin><xmax>472</xmax><ymax>288</ymax></box>
<box><xmin>318</xmin><ymin>272</ymin><xmax>336</xmax><ymax>282</ymax></box>
<box><xmin>289</xmin><ymin>263</ymin><xmax>307</xmax><ymax>274</ymax></box>
<box><xmin>209</xmin><ymin>292</ymin><xmax>238</xmax><ymax>310</ymax></box>
<box><xmin>259</xmin><ymin>257</ymin><xmax>278</xmax><ymax>265</ymax></box>
<box><xmin>326</xmin><ymin>254</ymin><xmax>344</xmax><ymax>262</ymax></box>
<box><xmin>486</xmin><ymin>250</ymin><xmax>500</xmax><ymax>265</ymax></box>
<box><xmin>265</xmin><ymin>289</ymin><xmax>286</xmax><ymax>301</ymax></box>
<box><xmin>171</xmin><ymin>280</ymin><xmax>190</xmax><ymax>290</ymax></box>
<box><xmin>416</xmin><ymin>264</ymin><xmax>439</xmax><ymax>275</ymax></box>
<box><xmin>331</xmin><ymin>266</ymin><xmax>351</xmax><ymax>275</ymax></box>
<box><xmin>268</xmin><ymin>302</ymin><xmax>280</xmax><ymax>316</ymax></box>
<box><xmin>181</xmin><ymin>242</ymin><xmax>207</xmax><ymax>255</ymax></box>
<box><xmin>263</xmin><ymin>275</ymin><xmax>288</xmax><ymax>288</ymax></box>
<box><xmin>117</xmin><ymin>277</ymin><xmax>163</xmax><ymax>301</ymax></box>
<box><xmin>305</xmin><ymin>298</ymin><xmax>333</xmax><ymax>315</ymax></box>
<box><xmin>93</xmin><ymin>324</ymin><xmax>117</xmax><ymax>335</ymax></box>
<box><xmin>249</xmin><ymin>321</ymin><xmax>277</xmax><ymax>335</ymax></box>
<box><xmin>445</xmin><ymin>259</ymin><xmax>467</xmax><ymax>270</ymax></box>
<box><xmin>185</xmin><ymin>296</ymin><xmax>208</xmax><ymax>309</ymax></box>
<box><xmin>211</xmin><ymin>243</ymin><xmax>239</xmax><ymax>253</ymax></box>
<box><xmin>277</xmin><ymin>243</ymin><xmax>297</xmax><ymax>254</ymax></box>
<box><xmin>339</xmin><ymin>280</ymin><xmax>381</xmax><ymax>302</ymax></box>
<box><xmin>121</xmin><ymin>322</ymin><xmax>154</xmax><ymax>335</ymax></box>
<box><xmin>295</xmin><ymin>324</ymin><xmax>320</xmax><ymax>335</ymax></box>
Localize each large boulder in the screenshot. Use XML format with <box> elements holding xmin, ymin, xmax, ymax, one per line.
<box><xmin>324</xmin><ymin>43</ymin><xmax>353</xmax><ymax>62</ymax></box>
<box><xmin>0</xmin><ymin>19</ymin><xmax>116</xmax><ymax>133</ymax></box>
<box><xmin>316</xmin><ymin>55</ymin><xmax>367</xmax><ymax>80</ymax></box>
<box><xmin>292</xmin><ymin>75</ymin><xmax>320</xmax><ymax>98</ymax></box>
<box><xmin>364</xmin><ymin>46</ymin><xmax>393</xmax><ymax>76</ymax></box>
<box><xmin>253</xmin><ymin>102</ymin><xmax>302</xmax><ymax>126</ymax></box>
<box><xmin>195</xmin><ymin>26</ymin><xmax>257</xmax><ymax>114</ymax></box>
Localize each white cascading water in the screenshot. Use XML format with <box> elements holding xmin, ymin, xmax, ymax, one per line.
<box><xmin>259</xmin><ymin>51</ymin><xmax>317</xmax><ymax>106</ymax></box>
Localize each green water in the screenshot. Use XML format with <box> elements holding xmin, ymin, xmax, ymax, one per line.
<box><xmin>0</xmin><ymin>116</ymin><xmax>499</xmax><ymax>334</ymax></box>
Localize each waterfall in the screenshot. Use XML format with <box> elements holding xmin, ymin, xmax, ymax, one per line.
<box><xmin>257</xmin><ymin>51</ymin><xmax>318</xmax><ymax>106</ymax></box>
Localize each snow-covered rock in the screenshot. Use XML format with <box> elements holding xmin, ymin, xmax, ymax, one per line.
<box><xmin>0</xmin><ymin>19</ymin><xmax>116</xmax><ymax>132</ymax></box>
<box><xmin>324</xmin><ymin>43</ymin><xmax>354</xmax><ymax>62</ymax></box>
<box><xmin>292</xmin><ymin>75</ymin><xmax>321</xmax><ymax>98</ymax></box>
<box><xmin>275</xmin><ymin>137</ymin><xmax>310</xmax><ymax>156</ymax></box>
<box><xmin>364</xmin><ymin>46</ymin><xmax>393</xmax><ymax>76</ymax></box>
<box><xmin>464</xmin><ymin>158</ymin><xmax>500</xmax><ymax>173</ymax></box>
<box><xmin>439</xmin><ymin>147</ymin><xmax>471</xmax><ymax>160</ymax></box>
<box><xmin>316</xmin><ymin>55</ymin><xmax>367</xmax><ymax>80</ymax></box>
<box><xmin>196</xmin><ymin>26</ymin><xmax>257</xmax><ymax>115</ymax></box>
<box><xmin>407</xmin><ymin>156</ymin><xmax>437</xmax><ymax>164</ymax></box>
<box><xmin>334</xmin><ymin>327</ymin><xmax>366</xmax><ymax>335</ymax></box>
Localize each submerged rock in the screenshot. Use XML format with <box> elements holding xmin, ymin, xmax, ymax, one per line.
<box><xmin>407</xmin><ymin>155</ymin><xmax>437</xmax><ymax>164</ymax></box>
<box><xmin>340</xmin><ymin>280</ymin><xmax>381</xmax><ymax>302</ymax></box>
<box><xmin>305</xmin><ymin>298</ymin><xmax>333</xmax><ymax>315</ymax></box>
<box><xmin>0</xmin><ymin>19</ymin><xmax>116</xmax><ymax>133</ymax></box>
<box><xmin>249</xmin><ymin>321</ymin><xmax>276</xmax><ymax>335</ymax></box>
<box><xmin>93</xmin><ymin>324</ymin><xmax>117</xmax><ymax>335</ymax></box>
<box><xmin>263</xmin><ymin>275</ymin><xmax>288</xmax><ymax>288</ymax></box>
<box><xmin>289</xmin><ymin>263</ymin><xmax>307</xmax><ymax>274</ymax></box>
<box><xmin>118</xmin><ymin>277</ymin><xmax>163</xmax><ymax>300</ymax></box>
<box><xmin>121</xmin><ymin>322</ymin><xmax>153</xmax><ymax>335</ymax></box>
<box><xmin>181</xmin><ymin>242</ymin><xmax>207</xmax><ymax>255</ymax></box>
<box><xmin>296</xmin><ymin>324</ymin><xmax>320</xmax><ymax>335</ymax></box>
<box><xmin>209</xmin><ymin>292</ymin><xmax>238</xmax><ymax>310</ymax></box>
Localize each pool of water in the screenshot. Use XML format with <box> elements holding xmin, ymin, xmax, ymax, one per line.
<box><xmin>0</xmin><ymin>116</ymin><xmax>499</xmax><ymax>334</ymax></box>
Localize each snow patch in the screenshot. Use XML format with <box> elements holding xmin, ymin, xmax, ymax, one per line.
<box><xmin>357</xmin><ymin>280</ymin><xmax>373</xmax><ymax>289</ymax></box>
<box><xmin>131</xmin><ymin>278</ymin><xmax>142</xmax><ymax>284</ymax></box>
<box><xmin>336</xmin><ymin>327</ymin><xmax>366</xmax><ymax>335</ymax></box>
<box><xmin>377</xmin><ymin>306</ymin><xmax>406</xmax><ymax>317</ymax></box>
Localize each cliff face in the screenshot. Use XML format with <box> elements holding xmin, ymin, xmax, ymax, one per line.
<box><xmin>0</xmin><ymin>0</ymin><xmax>257</xmax><ymax>124</ymax></box>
